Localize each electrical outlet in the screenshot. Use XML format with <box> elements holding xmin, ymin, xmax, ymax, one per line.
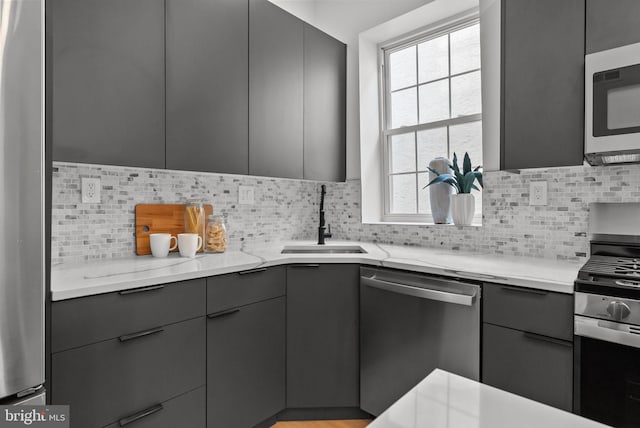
<box><xmin>82</xmin><ymin>177</ymin><xmax>101</xmax><ymax>203</ymax></box>
<box><xmin>529</xmin><ymin>181</ymin><xmax>548</xmax><ymax>206</ymax></box>
<box><xmin>238</xmin><ymin>185</ymin><xmax>255</xmax><ymax>205</ymax></box>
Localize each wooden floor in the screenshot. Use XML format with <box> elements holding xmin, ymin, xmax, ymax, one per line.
<box><xmin>271</xmin><ymin>420</ymin><xmax>371</xmax><ymax>428</ymax></box>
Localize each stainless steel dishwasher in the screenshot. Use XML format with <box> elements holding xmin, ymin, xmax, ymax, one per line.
<box><xmin>360</xmin><ymin>266</ymin><xmax>481</xmax><ymax>416</ymax></box>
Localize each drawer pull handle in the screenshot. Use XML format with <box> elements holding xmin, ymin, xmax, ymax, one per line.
<box><xmin>207</xmin><ymin>308</ymin><xmax>240</xmax><ymax>320</ymax></box>
<box><xmin>523</xmin><ymin>331</ymin><xmax>572</xmax><ymax>347</ymax></box>
<box><xmin>119</xmin><ymin>285</ymin><xmax>165</xmax><ymax>295</ymax></box>
<box><xmin>119</xmin><ymin>403</ymin><xmax>164</xmax><ymax>426</ymax></box>
<box><xmin>290</xmin><ymin>264</ymin><xmax>320</xmax><ymax>268</ymax></box>
<box><xmin>118</xmin><ymin>327</ymin><xmax>164</xmax><ymax>342</ymax></box>
<box><xmin>238</xmin><ymin>268</ymin><xmax>267</xmax><ymax>275</ymax></box>
<box><xmin>500</xmin><ymin>285</ymin><xmax>548</xmax><ymax>296</ymax></box>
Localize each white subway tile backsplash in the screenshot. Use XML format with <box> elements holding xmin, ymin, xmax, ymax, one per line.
<box><xmin>52</xmin><ymin>161</ymin><xmax>640</xmax><ymax>265</ymax></box>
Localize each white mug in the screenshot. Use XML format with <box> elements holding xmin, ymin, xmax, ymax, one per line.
<box><xmin>178</xmin><ymin>233</ymin><xmax>203</xmax><ymax>258</ymax></box>
<box><xmin>150</xmin><ymin>233</ymin><xmax>177</xmax><ymax>258</ymax></box>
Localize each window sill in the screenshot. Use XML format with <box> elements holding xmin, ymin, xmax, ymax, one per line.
<box><xmin>364</xmin><ymin>220</ymin><xmax>482</xmax><ymax>227</ymax></box>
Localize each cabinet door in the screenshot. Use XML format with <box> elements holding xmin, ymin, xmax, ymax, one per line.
<box><xmin>586</xmin><ymin>0</ymin><xmax>640</xmax><ymax>54</ymax></box>
<box><xmin>249</xmin><ymin>0</ymin><xmax>304</xmax><ymax>179</ymax></box>
<box><xmin>286</xmin><ymin>264</ymin><xmax>359</xmax><ymax>408</ymax></box>
<box><xmin>501</xmin><ymin>0</ymin><xmax>584</xmax><ymax>169</ymax></box>
<box><xmin>482</xmin><ymin>323</ymin><xmax>573</xmax><ymax>411</ymax></box>
<box><xmin>207</xmin><ymin>297</ymin><xmax>285</xmax><ymax>428</ymax></box>
<box><xmin>51</xmin><ymin>0</ymin><xmax>165</xmax><ymax>168</ymax></box>
<box><xmin>166</xmin><ymin>0</ymin><xmax>248</xmax><ymax>174</ymax></box>
<box><xmin>303</xmin><ymin>24</ymin><xmax>346</xmax><ymax>182</ymax></box>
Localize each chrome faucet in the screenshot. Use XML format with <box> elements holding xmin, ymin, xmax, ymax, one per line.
<box><xmin>318</xmin><ymin>184</ymin><xmax>332</xmax><ymax>245</ymax></box>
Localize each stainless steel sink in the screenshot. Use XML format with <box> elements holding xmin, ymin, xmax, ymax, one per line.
<box><xmin>281</xmin><ymin>245</ymin><xmax>367</xmax><ymax>254</ymax></box>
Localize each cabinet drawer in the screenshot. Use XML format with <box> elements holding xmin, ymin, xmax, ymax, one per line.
<box><xmin>103</xmin><ymin>386</ymin><xmax>205</xmax><ymax>428</ymax></box>
<box><xmin>482</xmin><ymin>323</ymin><xmax>573</xmax><ymax>411</ymax></box>
<box><xmin>207</xmin><ymin>266</ymin><xmax>285</xmax><ymax>313</ymax></box>
<box><xmin>483</xmin><ymin>283</ymin><xmax>573</xmax><ymax>340</ymax></box>
<box><xmin>52</xmin><ymin>278</ymin><xmax>206</xmax><ymax>352</ymax></box>
<box><xmin>52</xmin><ymin>317</ymin><xmax>206</xmax><ymax>428</ymax></box>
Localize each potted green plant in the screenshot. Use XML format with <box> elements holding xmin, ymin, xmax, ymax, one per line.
<box><xmin>424</xmin><ymin>152</ymin><xmax>483</xmax><ymax>226</ymax></box>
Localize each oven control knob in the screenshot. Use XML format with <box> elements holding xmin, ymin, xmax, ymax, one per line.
<box><xmin>606</xmin><ymin>301</ymin><xmax>631</xmax><ymax>320</ymax></box>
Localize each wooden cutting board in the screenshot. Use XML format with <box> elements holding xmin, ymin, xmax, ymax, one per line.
<box><xmin>135</xmin><ymin>204</ymin><xmax>213</xmax><ymax>255</ymax></box>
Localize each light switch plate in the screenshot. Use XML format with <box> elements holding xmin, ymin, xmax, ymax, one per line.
<box><xmin>82</xmin><ymin>177</ymin><xmax>101</xmax><ymax>203</ymax></box>
<box><xmin>529</xmin><ymin>181</ymin><xmax>548</xmax><ymax>206</ymax></box>
<box><xmin>238</xmin><ymin>185</ymin><xmax>255</xmax><ymax>205</ymax></box>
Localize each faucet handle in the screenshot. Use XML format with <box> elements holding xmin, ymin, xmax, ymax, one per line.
<box><xmin>325</xmin><ymin>224</ymin><xmax>333</xmax><ymax>238</ymax></box>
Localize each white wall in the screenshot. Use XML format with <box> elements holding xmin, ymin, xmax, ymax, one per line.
<box><xmin>270</xmin><ymin>0</ymin><xmax>433</xmax><ymax>179</ymax></box>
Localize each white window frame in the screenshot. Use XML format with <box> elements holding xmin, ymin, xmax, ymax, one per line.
<box><xmin>379</xmin><ymin>15</ymin><xmax>482</xmax><ymax>223</ymax></box>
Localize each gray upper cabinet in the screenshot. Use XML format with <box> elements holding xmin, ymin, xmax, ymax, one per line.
<box><xmin>586</xmin><ymin>0</ymin><xmax>640</xmax><ymax>54</ymax></box>
<box><xmin>249</xmin><ymin>0</ymin><xmax>304</xmax><ymax>179</ymax></box>
<box><xmin>303</xmin><ymin>24</ymin><xmax>347</xmax><ymax>182</ymax></box>
<box><xmin>166</xmin><ymin>0</ymin><xmax>249</xmax><ymax>175</ymax></box>
<box><xmin>501</xmin><ymin>0</ymin><xmax>585</xmax><ymax>170</ymax></box>
<box><xmin>51</xmin><ymin>0</ymin><xmax>165</xmax><ymax>168</ymax></box>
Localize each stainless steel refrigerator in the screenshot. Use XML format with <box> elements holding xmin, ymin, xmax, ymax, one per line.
<box><xmin>0</xmin><ymin>0</ymin><xmax>45</xmax><ymax>405</ymax></box>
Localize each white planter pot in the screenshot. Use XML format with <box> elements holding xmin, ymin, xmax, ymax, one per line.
<box><xmin>451</xmin><ymin>193</ymin><xmax>475</xmax><ymax>226</ymax></box>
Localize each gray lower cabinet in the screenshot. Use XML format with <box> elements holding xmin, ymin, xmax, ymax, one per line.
<box><xmin>51</xmin><ymin>317</ymin><xmax>206</xmax><ymax>428</ymax></box>
<box><xmin>103</xmin><ymin>387</ymin><xmax>206</xmax><ymax>428</ymax></box>
<box><xmin>166</xmin><ymin>0</ymin><xmax>249</xmax><ymax>175</ymax></box>
<box><xmin>249</xmin><ymin>0</ymin><xmax>304</xmax><ymax>179</ymax></box>
<box><xmin>207</xmin><ymin>297</ymin><xmax>286</xmax><ymax>428</ymax></box>
<box><xmin>206</xmin><ymin>268</ymin><xmax>286</xmax><ymax>428</ymax></box>
<box><xmin>303</xmin><ymin>24</ymin><xmax>346</xmax><ymax>182</ymax></box>
<box><xmin>481</xmin><ymin>282</ymin><xmax>573</xmax><ymax>411</ymax></box>
<box><xmin>586</xmin><ymin>0</ymin><xmax>640</xmax><ymax>54</ymax></box>
<box><xmin>51</xmin><ymin>0</ymin><xmax>165</xmax><ymax>168</ymax></box>
<box><xmin>286</xmin><ymin>264</ymin><xmax>360</xmax><ymax>408</ymax></box>
<box><xmin>483</xmin><ymin>324</ymin><xmax>573</xmax><ymax>411</ymax></box>
<box><xmin>501</xmin><ymin>0</ymin><xmax>584</xmax><ymax>169</ymax></box>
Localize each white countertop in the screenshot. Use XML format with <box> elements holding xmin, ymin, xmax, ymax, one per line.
<box><xmin>369</xmin><ymin>369</ymin><xmax>609</xmax><ymax>428</ymax></box>
<box><xmin>51</xmin><ymin>241</ymin><xmax>583</xmax><ymax>300</ymax></box>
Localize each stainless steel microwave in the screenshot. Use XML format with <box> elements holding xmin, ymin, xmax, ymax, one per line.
<box><xmin>585</xmin><ymin>42</ymin><xmax>640</xmax><ymax>165</ymax></box>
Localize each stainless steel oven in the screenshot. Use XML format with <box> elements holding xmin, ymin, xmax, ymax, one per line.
<box><xmin>574</xmin><ymin>203</ymin><xmax>640</xmax><ymax>427</ymax></box>
<box><xmin>585</xmin><ymin>41</ymin><xmax>640</xmax><ymax>165</ymax></box>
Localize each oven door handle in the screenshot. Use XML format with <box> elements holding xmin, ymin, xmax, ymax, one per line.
<box><xmin>574</xmin><ymin>315</ymin><xmax>640</xmax><ymax>349</ymax></box>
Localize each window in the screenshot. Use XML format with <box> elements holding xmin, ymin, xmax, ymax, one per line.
<box><xmin>381</xmin><ymin>19</ymin><xmax>482</xmax><ymax>222</ymax></box>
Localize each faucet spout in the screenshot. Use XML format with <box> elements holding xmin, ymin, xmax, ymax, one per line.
<box><xmin>318</xmin><ymin>185</ymin><xmax>332</xmax><ymax>245</ymax></box>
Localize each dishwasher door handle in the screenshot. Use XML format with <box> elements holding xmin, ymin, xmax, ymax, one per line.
<box><xmin>361</xmin><ymin>275</ymin><xmax>476</xmax><ymax>306</ymax></box>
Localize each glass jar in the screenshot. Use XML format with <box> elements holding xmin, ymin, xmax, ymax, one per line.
<box><xmin>184</xmin><ymin>200</ymin><xmax>205</xmax><ymax>252</ymax></box>
<box><xmin>205</xmin><ymin>214</ymin><xmax>227</xmax><ymax>253</ymax></box>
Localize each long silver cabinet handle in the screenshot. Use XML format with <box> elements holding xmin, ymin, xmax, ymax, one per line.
<box><xmin>119</xmin><ymin>285</ymin><xmax>165</xmax><ymax>295</ymax></box>
<box><xmin>574</xmin><ymin>315</ymin><xmax>640</xmax><ymax>349</ymax></box>
<box><xmin>361</xmin><ymin>275</ymin><xmax>475</xmax><ymax>306</ymax></box>
<box><xmin>119</xmin><ymin>403</ymin><xmax>164</xmax><ymax>426</ymax></box>
<box><xmin>118</xmin><ymin>326</ymin><xmax>164</xmax><ymax>343</ymax></box>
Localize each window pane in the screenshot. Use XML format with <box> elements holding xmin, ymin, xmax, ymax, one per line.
<box><xmin>389</xmin><ymin>46</ymin><xmax>417</xmax><ymax>91</ymax></box>
<box><xmin>417</xmin><ymin>172</ymin><xmax>432</xmax><ymax>214</ymax></box>
<box><xmin>450</xmin><ymin>23</ymin><xmax>480</xmax><ymax>75</ymax></box>
<box><xmin>451</xmin><ymin>70</ymin><xmax>481</xmax><ymax>117</ymax></box>
<box><xmin>450</xmin><ymin>121</ymin><xmax>483</xmax><ymax>168</ymax></box>
<box><xmin>419</xmin><ymin>80</ymin><xmax>449</xmax><ymax>123</ymax></box>
<box><xmin>418</xmin><ymin>35</ymin><xmax>449</xmax><ymax>83</ymax></box>
<box><xmin>391</xmin><ymin>87</ymin><xmax>418</xmax><ymax>128</ymax></box>
<box><xmin>417</xmin><ymin>127</ymin><xmax>448</xmax><ymax>172</ymax></box>
<box><xmin>391</xmin><ymin>174</ymin><xmax>417</xmax><ymax>213</ymax></box>
<box><xmin>390</xmin><ymin>133</ymin><xmax>416</xmax><ymax>173</ymax></box>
